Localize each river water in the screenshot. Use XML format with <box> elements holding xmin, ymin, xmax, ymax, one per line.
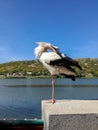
<box><xmin>0</xmin><ymin>78</ymin><xmax>98</xmax><ymax>120</ymax></box>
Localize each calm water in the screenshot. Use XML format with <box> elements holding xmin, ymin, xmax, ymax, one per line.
<box><xmin>0</xmin><ymin>78</ymin><xmax>98</xmax><ymax>120</ymax></box>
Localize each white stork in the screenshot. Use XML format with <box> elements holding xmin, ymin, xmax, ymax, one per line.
<box><xmin>34</xmin><ymin>42</ymin><xmax>82</xmax><ymax>104</ymax></box>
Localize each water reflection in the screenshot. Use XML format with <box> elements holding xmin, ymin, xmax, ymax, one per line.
<box><xmin>0</xmin><ymin>78</ymin><xmax>98</xmax><ymax>119</ymax></box>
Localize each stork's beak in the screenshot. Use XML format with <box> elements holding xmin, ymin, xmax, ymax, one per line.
<box><xmin>50</xmin><ymin>45</ymin><xmax>59</xmax><ymax>53</ymax></box>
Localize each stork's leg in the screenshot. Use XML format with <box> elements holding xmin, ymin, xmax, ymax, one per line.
<box><xmin>52</xmin><ymin>75</ymin><xmax>56</xmax><ymax>103</ymax></box>
<box><xmin>47</xmin><ymin>75</ymin><xmax>56</xmax><ymax>104</ymax></box>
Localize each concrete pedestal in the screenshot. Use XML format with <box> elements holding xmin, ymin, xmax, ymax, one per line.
<box><xmin>42</xmin><ymin>100</ymin><xmax>98</xmax><ymax>130</ymax></box>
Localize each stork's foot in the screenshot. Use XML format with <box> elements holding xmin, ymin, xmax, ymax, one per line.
<box><xmin>46</xmin><ymin>99</ymin><xmax>56</xmax><ymax>104</ymax></box>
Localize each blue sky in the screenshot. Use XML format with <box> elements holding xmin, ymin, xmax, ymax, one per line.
<box><xmin>0</xmin><ymin>0</ymin><xmax>98</xmax><ymax>63</ymax></box>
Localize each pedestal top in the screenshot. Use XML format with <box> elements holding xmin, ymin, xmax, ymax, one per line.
<box><xmin>42</xmin><ymin>100</ymin><xmax>98</xmax><ymax>115</ymax></box>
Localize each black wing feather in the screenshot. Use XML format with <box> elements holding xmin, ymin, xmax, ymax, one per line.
<box><xmin>49</xmin><ymin>53</ymin><xmax>82</xmax><ymax>70</ymax></box>
<box><xmin>62</xmin><ymin>55</ymin><xmax>82</xmax><ymax>70</ymax></box>
<box><xmin>47</xmin><ymin>53</ymin><xmax>82</xmax><ymax>81</ymax></box>
<box><xmin>49</xmin><ymin>58</ymin><xmax>76</xmax><ymax>73</ymax></box>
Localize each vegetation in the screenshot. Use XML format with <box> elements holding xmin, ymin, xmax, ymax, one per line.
<box><xmin>0</xmin><ymin>58</ymin><xmax>98</xmax><ymax>78</ymax></box>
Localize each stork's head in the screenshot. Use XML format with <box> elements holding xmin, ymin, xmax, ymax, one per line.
<box><xmin>34</xmin><ymin>42</ymin><xmax>59</xmax><ymax>58</ymax></box>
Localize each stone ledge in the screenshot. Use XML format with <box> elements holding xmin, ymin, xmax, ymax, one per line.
<box><xmin>42</xmin><ymin>100</ymin><xmax>98</xmax><ymax>130</ymax></box>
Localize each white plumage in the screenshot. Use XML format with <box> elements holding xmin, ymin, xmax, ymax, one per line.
<box><xmin>34</xmin><ymin>42</ymin><xmax>82</xmax><ymax>103</ymax></box>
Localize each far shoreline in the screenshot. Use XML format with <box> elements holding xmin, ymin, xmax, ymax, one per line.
<box><xmin>0</xmin><ymin>76</ymin><xmax>98</xmax><ymax>79</ymax></box>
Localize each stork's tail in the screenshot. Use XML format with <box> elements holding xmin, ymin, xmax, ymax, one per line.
<box><xmin>61</xmin><ymin>74</ymin><xmax>75</xmax><ymax>81</ymax></box>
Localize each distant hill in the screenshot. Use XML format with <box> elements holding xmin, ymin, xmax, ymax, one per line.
<box><xmin>0</xmin><ymin>58</ymin><xmax>98</xmax><ymax>78</ymax></box>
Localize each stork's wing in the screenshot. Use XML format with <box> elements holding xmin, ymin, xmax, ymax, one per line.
<box><xmin>49</xmin><ymin>53</ymin><xmax>82</xmax><ymax>70</ymax></box>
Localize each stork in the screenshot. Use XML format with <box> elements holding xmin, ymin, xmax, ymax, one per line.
<box><xmin>34</xmin><ymin>42</ymin><xmax>82</xmax><ymax>104</ymax></box>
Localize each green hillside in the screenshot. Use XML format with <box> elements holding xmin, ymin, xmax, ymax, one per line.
<box><xmin>0</xmin><ymin>58</ymin><xmax>98</xmax><ymax>78</ymax></box>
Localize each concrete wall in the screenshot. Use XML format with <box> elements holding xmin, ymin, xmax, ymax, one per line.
<box><xmin>42</xmin><ymin>100</ymin><xmax>98</xmax><ymax>130</ymax></box>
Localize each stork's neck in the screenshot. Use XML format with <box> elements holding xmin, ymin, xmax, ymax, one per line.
<box><xmin>34</xmin><ymin>45</ymin><xmax>46</xmax><ymax>58</ymax></box>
